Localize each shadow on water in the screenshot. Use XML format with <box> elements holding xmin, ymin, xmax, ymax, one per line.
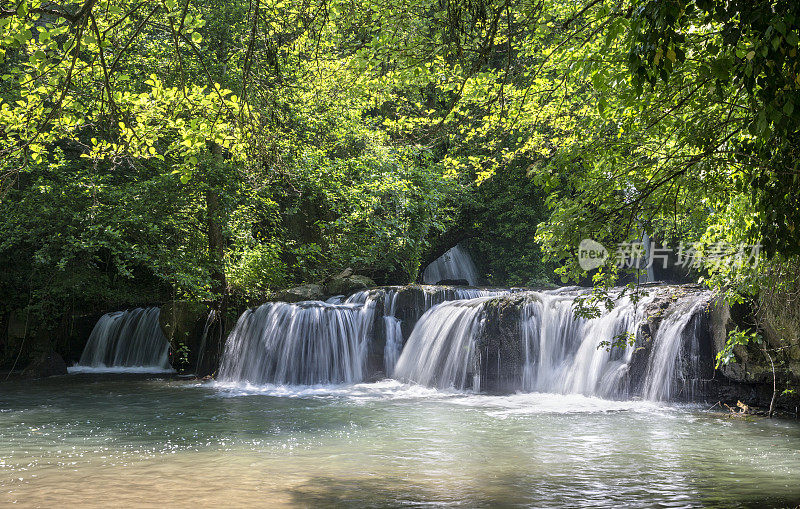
<box><xmin>287</xmin><ymin>473</ymin><xmax>800</xmax><ymax>508</ymax></box>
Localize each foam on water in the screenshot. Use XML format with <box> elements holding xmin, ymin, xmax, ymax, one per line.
<box><xmin>210</xmin><ymin>379</ymin><xmax>672</xmax><ymax>416</ymax></box>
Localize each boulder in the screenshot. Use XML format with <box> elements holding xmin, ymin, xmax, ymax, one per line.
<box><xmin>324</xmin><ymin>274</ymin><xmax>375</xmax><ymax>296</ymax></box>
<box><xmin>333</xmin><ymin>267</ymin><xmax>354</xmax><ymax>279</ymax></box>
<box><xmin>272</xmin><ymin>283</ymin><xmax>326</xmax><ymax>303</ymax></box>
<box><xmin>24</xmin><ymin>350</ymin><xmax>67</xmax><ymax>378</ymax></box>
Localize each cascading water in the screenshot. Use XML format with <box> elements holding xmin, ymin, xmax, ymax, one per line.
<box><xmin>642</xmin><ymin>292</ymin><xmax>712</xmax><ymax>400</ymax></box>
<box><xmin>519</xmin><ymin>291</ymin><xmax>657</xmax><ymax>398</ymax></box>
<box><xmin>393</xmin><ymin>296</ymin><xmax>493</xmax><ymax>390</ymax></box>
<box><xmin>74</xmin><ymin>307</ymin><xmax>171</xmax><ymax>371</ymax></box>
<box><xmin>217</xmin><ymin>285</ymin><xmax>511</xmax><ymax>386</ymax></box>
<box><xmin>382</xmin><ymin>290</ymin><xmax>402</xmax><ymax>376</ymax></box>
<box><xmin>218</xmin><ymin>292</ymin><xmax>378</xmax><ymax>385</ymax></box>
<box><xmin>394</xmin><ymin>287</ymin><xmax>713</xmax><ymax>400</ymax></box>
<box><xmin>423</xmin><ymin>286</ymin><xmax>508</xmax><ymax>307</ymax></box>
<box><xmin>217</xmin><ymin>282</ymin><xmax>713</xmax><ymax>402</ymax></box>
<box><xmin>194</xmin><ymin>309</ymin><xmax>218</xmax><ymax>375</ymax></box>
<box><xmin>422</xmin><ymin>245</ymin><xmax>479</xmax><ymax>285</ymax></box>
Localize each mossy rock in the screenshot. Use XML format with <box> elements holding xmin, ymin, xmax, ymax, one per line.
<box><xmin>271</xmin><ymin>283</ymin><xmax>326</xmax><ymax>303</ymax></box>
<box><xmin>324</xmin><ymin>275</ymin><xmax>375</xmax><ymax>296</ymax></box>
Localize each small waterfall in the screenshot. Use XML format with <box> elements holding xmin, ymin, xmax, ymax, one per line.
<box><xmin>520</xmin><ymin>292</ymin><xmax>655</xmax><ymax>398</ymax></box>
<box><xmin>639</xmin><ymin>231</ymin><xmax>656</xmax><ymax>283</ymax></box>
<box><xmin>218</xmin><ymin>292</ymin><xmax>378</xmax><ymax>385</ymax></box>
<box><xmin>642</xmin><ymin>293</ymin><xmax>712</xmax><ymax>400</ymax></box>
<box><xmin>76</xmin><ymin>307</ymin><xmax>171</xmax><ymax>370</ymax></box>
<box><xmin>423</xmin><ymin>286</ymin><xmax>507</xmax><ymax>307</ymax></box>
<box><xmin>395</xmin><ymin>288</ymin><xmax>711</xmax><ymax>399</ymax></box>
<box><xmin>394</xmin><ymin>296</ymin><xmax>493</xmax><ymax>390</ymax></box>
<box><xmin>384</xmin><ymin>317</ymin><xmax>403</xmax><ymax>376</ymax></box>
<box><xmin>382</xmin><ymin>290</ymin><xmax>402</xmax><ymax>376</ymax></box>
<box><xmin>216</xmin><ymin>283</ymin><xmax>711</xmax><ymax>400</ymax></box>
<box><xmin>422</xmin><ymin>245</ymin><xmax>479</xmax><ymax>285</ymax></box>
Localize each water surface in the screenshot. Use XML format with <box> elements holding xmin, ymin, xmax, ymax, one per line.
<box><xmin>2</xmin><ymin>375</ymin><xmax>799</xmax><ymax>507</ymax></box>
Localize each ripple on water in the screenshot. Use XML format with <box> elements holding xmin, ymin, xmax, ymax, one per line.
<box><xmin>1</xmin><ymin>378</ymin><xmax>799</xmax><ymax>508</ymax></box>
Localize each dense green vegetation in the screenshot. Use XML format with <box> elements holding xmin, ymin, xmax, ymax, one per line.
<box><xmin>1</xmin><ymin>0</ymin><xmax>799</xmax><ymax>374</ymax></box>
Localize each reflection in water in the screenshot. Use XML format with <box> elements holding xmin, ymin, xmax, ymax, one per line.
<box><xmin>1</xmin><ymin>375</ymin><xmax>800</xmax><ymax>507</ymax></box>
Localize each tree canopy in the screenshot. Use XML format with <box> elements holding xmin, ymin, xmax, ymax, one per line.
<box><xmin>2</xmin><ymin>0</ymin><xmax>799</xmax><ymax>367</ymax></box>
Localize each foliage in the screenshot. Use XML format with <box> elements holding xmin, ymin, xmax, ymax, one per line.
<box><xmin>716</xmin><ymin>326</ymin><xmax>763</xmax><ymax>369</ymax></box>
<box><xmin>1</xmin><ymin>0</ymin><xmax>799</xmax><ymax>375</ymax></box>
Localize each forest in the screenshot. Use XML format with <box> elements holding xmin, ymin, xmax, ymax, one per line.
<box><xmin>3</xmin><ymin>0</ymin><xmax>800</xmax><ymax>381</ymax></box>
<box><xmin>2</xmin><ymin>0</ymin><xmax>800</xmax><ymax>506</ymax></box>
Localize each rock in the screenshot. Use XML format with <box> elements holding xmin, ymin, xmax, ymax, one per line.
<box><xmin>24</xmin><ymin>350</ymin><xmax>67</xmax><ymax>378</ymax></box>
<box><xmin>334</xmin><ymin>267</ymin><xmax>354</xmax><ymax>279</ymax></box>
<box><xmin>434</xmin><ymin>279</ymin><xmax>469</xmax><ymax>286</ymax></box>
<box><xmin>324</xmin><ymin>274</ymin><xmax>375</xmax><ymax>296</ymax></box>
<box><xmin>272</xmin><ymin>283</ymin><xmax>326</xmax><ymax>303</ymax></box>
<box><xmin>159</xmin><ymin>300</ymin><xmax>210</xmax><ymax>374</ymax></box>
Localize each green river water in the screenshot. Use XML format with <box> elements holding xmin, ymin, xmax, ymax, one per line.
<box><xmin>1</xmin><ymin>374</ymin><xmax>799</xmax><ymax>507</ymax></box>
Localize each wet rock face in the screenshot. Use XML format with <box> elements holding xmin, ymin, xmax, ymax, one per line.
<box><xmin>393</xmin><ymin>286</ymin><xmax>430</xmax><ymax>340</ymax></box>
<box><xmin>704</xmin><ymin>300</ymin><xmax>800</xmax><ymax>413</ymax></box>
<box><xmin>476</xmin><ymin>296</ymin><xmax>526</xmax><ymax>393</ymax></box>
<box><xmin>435</xmin><ymin>279</ymin><xmax>469</xmax><ymax>286</ymax></box>
<box><xmin>159</xmin><ymin>300</ymin><xmax>212</xmax><ymax>375</ymax></box>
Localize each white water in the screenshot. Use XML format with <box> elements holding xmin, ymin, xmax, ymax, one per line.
<box><xmin>74</xmin><ymin>307</ymin><xmax>171</xmax><ymax>370</ymax></box>
<box><xmin>422</xmin><ymin>244</ymin><xmax>479</xmax><ymax>285</ymax></box>
<box><xmin>394</xmin><ymin>296</ymin><xmax>494</xmax><ymax>390</ymax></box>
<box><xmin>520</xmin><ymin>291</ymin><xmax>658</xmax><ymax>398</ymax></box>
<box><xmin>643</xmin><ymin>292</ymin><xmax>712</xmax><ymax>400</ymax></box>
<box><xmin>393</xmin><ymin>288</ymin><xmax>712</xmax><ymax>400</ymax></box>
<box><xmin>217</xmin><ymin>293</ymin><xmax>378</xmax><ymax>385</ymax></box>
<box><xmin>217</xmin><ymin>283</ymin><xmax>712</xmax><ymax>401</ymax></box>
<box><xmin>193</xmin><ymin>308</ymin><xmax>218</xmax><ymax>375</ymax></box>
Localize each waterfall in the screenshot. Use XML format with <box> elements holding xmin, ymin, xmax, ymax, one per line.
<box><xmin>424</xmin><ymin>286</ymin><xmax>507</xmax><ymax>307</ymax></box>
<box><xmin>642</xmin><ymin>293</ymin><xmax>712</xmax><ymax>400</ymax></box>
<box><xmin>218</xmin><ymin>292</ymin><xmax>378</xmax><ymax>385</ymax></box>
<box><xmin>520</xmin><ymin>292</ymin><xmax>656</xmax><ymax>398</ymax></box>
<box><xmin>639</xmin><ymin>231</ymin><xmax>656</xmax><ymax>283</ymax></box>
<box><xmin>382</xmin><ymin>290</ymin><xmax>402</xmax><ymax>376</ymax></box>
<box><xmin>523</xmin><ymin>289</ymin><xmax>712</xmax><ymax>399</ymax></box>
<box><xmin>393</xmin><ymin>296</ymin><xmax>493</xmax><ymax>390</ymax></box>
<box><xmin>75</xmin><ymin>307</ymin><xmax>171</xmax><ymax>370</ymax></box>
<box><xmin>394</xmin><ymin>288</ymin><xmax>711</xmax><ymax>400</ymax></box>
<box><xmin>194</xmin><ymin>309</ymin><xmax>218</xmax><ymax>375</ymax></box>
<box><xmin>422</xmin><ymin>245</ymin><xmax>479</xmax><ymax>285</ymax></box>
<box><xmin>216</xmin><ymin>283</ymin><xmax>712</xmax><ymax>400</ymax></box>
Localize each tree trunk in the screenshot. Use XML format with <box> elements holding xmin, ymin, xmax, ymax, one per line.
<box><xmin>205</xmin><ymin>143</ymin><xmax>228</xmax><ymax>377</ymax></box>
<box><xmin>207</xmin><ymin>143</ymin><xmax>226</xmax><ymax>298</ymax></box>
